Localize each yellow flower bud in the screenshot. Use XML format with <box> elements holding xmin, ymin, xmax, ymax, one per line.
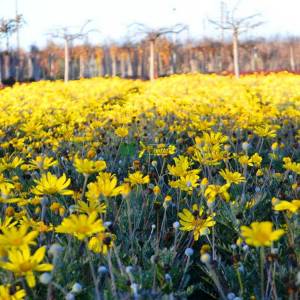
<box><xmin>256</xmin><ymin>169</ymin><xmax>263</xmax><ymax>176</ymax></box>
<box><xmin>153</xmin><ymin>186</ymin><xmax>161</xmax><ymax>195</ymax></box>
<box><xmin>164</xmin><ymin>195</ymin><xmax>172</xmax><ymax>202</ymax></box>
<box><xmin>271</xmin><ymin>142</ymin><xmax>278</xmax><ymax>151</ymax></box>
<box><xmin>236</xmin><ymin>237</ymin><xmax>243</xmax><ymax>246</ymax></box>
<box><xmin>200</xmin><ymin>244</ymin><xmax>211</xmax><ymax>255</ymax></box>
<box><xmin>35</xmin><ymin>207</ymin><xmax>41</xmax><ymax>214</ymax></box>
<box><xmin>87</xmin><ymin>149</ymin><xmax>96</xmax><ymax>159</ymax></box>
<box><xmin>201</xmin><ymin>177</ymin><xmax>208</xmax><ymax>186</ymax></box>
<box><xmin>5</xmin><ymin>206</ymin><xmax>15</xmax><ymax>217</ymax></box>
<box><xmin>59</xmin><ymin>207</ymin><xmax>65</xmax><ymax>216</ymax></box>
<box><xmin>272</xmin><ymin>197</ymin><xmax>280</xmax><ymax>205</ymax></box>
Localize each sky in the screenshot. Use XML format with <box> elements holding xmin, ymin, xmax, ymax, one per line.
<box><xmin>1</xmin><ymin>0</ymin><xmax>300</xmax><ymax>49</ymax></box>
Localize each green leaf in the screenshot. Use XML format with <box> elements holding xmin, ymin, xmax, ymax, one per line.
<box><xmin>120</xmin><ymin>142</ymin><xmax>137</xmax><ymax>157</ymax></box>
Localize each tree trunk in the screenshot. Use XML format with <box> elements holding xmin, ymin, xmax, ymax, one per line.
<box><xmin>149</xmin><ymin>39</ymin><xmax>155</xmax><ymax>81</ymax></box>
<box><xmin>172</xmin><ymin>45</ymin><xmax>177</xmax><ymax>74</ymax></box>
<box><xmin>127</xmin><ymin>55</ymin><xmax>133</xmax><ymax>78</ymax></box>
<box><xmin>137</xmin><ymin>53</ymin><xmax>142</xmax><ymax>78</ymax></box>
<box><xmin>3</xmin><ymin>53</ymin><xmax>10</xmax><ymax>79</ymax></box>
<box><xmin>0</xmin><ymin>54</ymin><xmax>2</xmax><ymax>83</ymax></box>
<box><xmin>250</xmin><ymin>48</ymin><xmax>256</xmax><ymax>72</ymax></box>
<box><xmin>49</xmin><ymin>55</ymin><xmax>55</xmax><ymax>79</ymax></box>
<box><xmin>79</xmin><ymin>55</ymin><xmax>84</xmax><ymax>78</ymax></box>
<box><xmin>64</xmin><ymin>39</ymin><xmax>69</xmax><ymax>82</ymax></box>
<box><xmin>120</xmin><ymin>57</ymin><xmax>125</xmax><ymax>78</ymax></box>
<box><xmin>111</xmin><ymin>56</ymin><xmax>117</xmax><ymax>77</ymax></box>
<box><xmin>289</xmin><ymin>45</ymin><xmax>295</xmax><ymax>72</ymax></box>
<box><xmin>219</xmin><ymin>45</ymin><xmax>223</xmax><ymax>72</ymax></box>
<box><xmin>233</xmin><ymin>29</ymin><xmax>240</xmax><ymax>78</ymax></box>
<box><xmin>27</xmin><ymin>55</ymin><xmax>33</xmax><ymax>79</ymax></box>
<box><xmin>98</xmin><ymin>57</ymin><xmax>103</xmax><ymax>76</ymax></box>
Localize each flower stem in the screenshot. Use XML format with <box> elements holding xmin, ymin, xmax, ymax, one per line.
<box><xmin>81</xmin><ymin>174</ymin><xmax>89</xmax><ymax>201</ymax></box>
<box><xmin>86</xmin><ymin>243</ymin><xmax>101</xmax><ymax>300</ymax></box>
<box><xmin>260</xmin><ymin>247</ymin><xmax>265</xmax><ymax>300</ymax></box>
<box><xmin>107</xmin><ymin>250</ymin><xmax>117</xmax><ymax>298</ymax></box>
<box><xmin>235</xmin><ymin>264</ymin><xmax>244</xmax><ymax>297</ymax></box>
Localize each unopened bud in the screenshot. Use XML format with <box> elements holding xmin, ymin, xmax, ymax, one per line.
<box><xmin>39</xmin><ymin>273</ymin><xmax>52</xmax><ymax>285</ymax></box>
<box><xmin>200</xmin><ymin>253</ymin><xmax>211</xmax><ymax>264</ymax></box>
<box><xmin>71</xmin><ymin>283</ymin><xmax>82</xmax><ymax>294</ymax></box>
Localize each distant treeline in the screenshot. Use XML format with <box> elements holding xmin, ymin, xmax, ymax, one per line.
<box><xmin>1</xmin><ymin>37</ymin><xmax>299</xmax><ymax>83</ymax></box>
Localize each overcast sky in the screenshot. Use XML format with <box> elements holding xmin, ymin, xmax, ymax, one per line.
<box><xmin>1</xmin><ymin>0</ymin><xmax>300</xmax><ymax>49</ymax></box>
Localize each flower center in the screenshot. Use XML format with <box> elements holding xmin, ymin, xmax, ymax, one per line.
<box><xmin>11</xmin><ymin>238</ymin><xmax>22</xmax><ymax>246</ymax></box>
<box><xmin>19</xmin><ymin>261</ymin><xmax>34</xmax><ymax>272</ymax></box>
<box><xmin>192</xmin><ymin>218</ymin><xmax>205</xmax><ymax>228</ymax></box>
<box><xmin>77</xmin><ymin>226</ymin><xmax>90</xmax><ymax>234</ymax></box>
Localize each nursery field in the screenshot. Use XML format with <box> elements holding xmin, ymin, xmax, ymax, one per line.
<box><xmin>0</xmin><ymin>73</ymin><xmax>299</xmax><ymax>299</ymax></box>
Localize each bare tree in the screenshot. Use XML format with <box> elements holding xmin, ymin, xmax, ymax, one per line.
<box><xmin>48</xmin><ymin>20</ymin><xmax>96</xmax><ymax>82</ymax></box>
<box><xmin>210</xmin><ymin>2</ymin><xmax>263</xmax><ymax>78</ymax></box>
<box><xmin>129</xmin><ymin>23</ymin><xmax>187</xmax><ymax>80</ymax></box>
<box><xmin>0</xmin><ymin>18</ymin><xmax>19</xmax><ymax>51</ymax></box>
<box><xmin>15</xmin><ymin>0</ymin><xmax>25</xmax><ymax>81</ymax></box>
<box><xmin>0</xmin><ymin>17</ymin><xmax>22</xmax><ymax>82</ymax></box>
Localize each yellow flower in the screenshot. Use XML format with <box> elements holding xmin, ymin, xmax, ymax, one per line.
<box><xmin>0</xmin><ymin>224</ymin><xmax>38</xmax><ymax>250</ymax></box>
<box><xmin>115</xmin><ymin>127</ymin><xmax>129</xmax><ymax>138</ymax></box>
<box><xmin>118</xmin><ymin>183</ymin><xmax>131</xmax><ymax>197</ymax></box>
<box><xmin>55</xmin><ymin>212</ymin><xmax>105</xmax><ymax>240</ymax></box>
<box><xmin>251</xmin><ymin>153</ymin><xmax>262</xmax><ymax>167</ymax></box>
<box><xmin>192</xmin><ymin>132</ymin><xmax>228</xmax><ymax>166</ymax></box>
<box><xmin>178</xmin><ymin>204</ymin><xmax>215</xmax><ymax>241</ymax></box>
<box><xmin>238</xmin><ymin>155</ymin><xmax>253</xmax><ymax>167</ymax></box>
<box><xmin>204</xmin><ymin>184</ymin><xmax>230</xmax><ymax>203</ymax></box>
<box><xmin>0</xmin><ymin>186</ymin><xmax>21</xmax><ymax>204</ymax></box>
<box><xmin>196</xmin><ymin>132</ymin><xmax>228</xmax><ymax>146</ymax></box>
<box><xmin>167</xmin><ymin>156</ymin><xmax>198</xmax><ymax>177</ymax></box>
<box><xmin>283</xmin><ymin>157</ymin><xmax>300</xmax><ymax>175</ymax></box>
<box><xmin>88</xmin><ymin>231</ymin><xmax>116</xmax><ymax>254</ymax></box>
<box><xmin>75</xmin><ymin>200</ymin><xmax>107</xmax><ymax>215</ymax></box>
<box><xmin>32</xmin><ymin>172</ymin><xmax>73</xmax><ymax>196</ymax></box>
<box><xmin>139</xmin><ymin>142</ymin><xmax>176</xmax><ymax>158</ymax></box>
<box><xmin>86</xmin><ymin>172</ymin><xmax>120</xmax><ymax>200</ymax></box>
<box><xmin>219</xmin><ymin>169</ymin><xmax>245</xmax><ymax>185</ymax></box>
<box><xmin>19</xmin><ymin>217</ymin><xmax>53</xmax><ymax>233</ymax></box>
<box><xmin>125</xmin><ymin>171</ymin><xmax>150</xmax><ymax>186</ymax></box>
<box><xmin>0</xmin><ymin>284</ymin><xmax>26</xmax><ymax>300</ymax></box>
<box><xmin>74</xmin><ymin>156</ymin><xmax>106</xmax><ymax>175</ymax></box>
<box><xmin>273</xmin><ymin>200</ymin><xmax>300</xmax><ymax>215</ymax></box>
<box><xmin>0</xmin><ymin>246</ymin><xmax>53</xmax><ymax>287</ymax></box>
<box><xmin>0</xmin><ymin>174</ymin><xmax>14</xmax><ymax>190</ymax></box>
<box><xmin>169</xmin><ymin>173</ymin><xmax>199</xmax><ymax>192</ymax></box>
<box><xmin>0</xmin><ymin>156</ymin><xmax>24</xmax><ymax>172</ymax></box>
<box><xmin>241</xmin><ymin>221</ymin><xmax>284</xmax><ymax>247</ymax></box>
<box><xmin>24</xmin><ymin>156</ymin><xmax>58</xmax><ymax>171</ymax></box>
<box><xmin>253</xmin><ymin>125</ymin><xmax>277</xmax><ymax>138</ymax></box>
<box><xmin>0</xmin><ymin>217</ymin><xmax>17</xmax><ymax>231</ymax></box>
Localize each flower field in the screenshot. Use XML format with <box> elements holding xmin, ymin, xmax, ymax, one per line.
<box><xmin>0</xmin><ymin>73</ymin><xmax>299</xmax><ymax>299</ymax></box>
